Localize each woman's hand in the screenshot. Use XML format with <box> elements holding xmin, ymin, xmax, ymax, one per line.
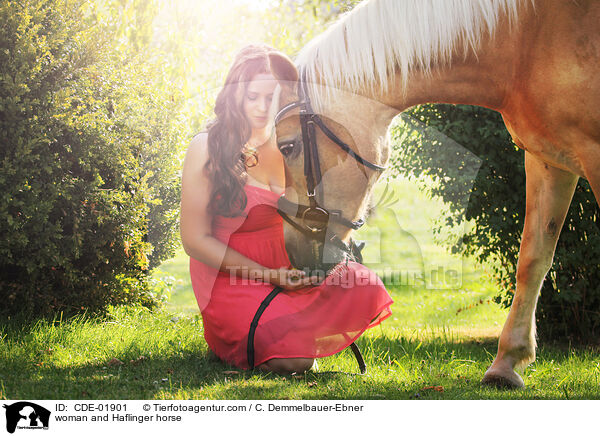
<box><xmin>266</xmin><ymin>268</ymin><xmax>323</xmax><ymax>291</ymax></box>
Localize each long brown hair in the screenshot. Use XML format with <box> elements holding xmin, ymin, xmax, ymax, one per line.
<box><xmin>204</xmin><ymin>44</ymin><xmax>280</xmax><ymax>217</ymax></box>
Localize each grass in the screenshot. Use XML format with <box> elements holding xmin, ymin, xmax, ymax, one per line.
<box><xmin>1</xmin><ymin>176</ymin><xmax>599</xmax><ymax>399</ymax></box>
<box><xmin>1</xmin><ymin>284</ymin><xmax>599</xmax><ymax>399</ymax></box>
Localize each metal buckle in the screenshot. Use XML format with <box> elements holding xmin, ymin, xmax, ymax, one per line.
<box><xmin>301</xmin><ymin>206</ymin><xmax>329</xmax><ymax>233</ymax></box>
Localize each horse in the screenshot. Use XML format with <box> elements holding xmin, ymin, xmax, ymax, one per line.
<box><xmin>268</xmin><ymin>0</ymin><xmax>600</xmax><ymax>389</ymax></box>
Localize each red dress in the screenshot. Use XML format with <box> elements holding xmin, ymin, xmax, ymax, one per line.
<box><xmin>189</xmin><ymin>184</ymin><xmax>393</xmax><ymax>369</ymax></box>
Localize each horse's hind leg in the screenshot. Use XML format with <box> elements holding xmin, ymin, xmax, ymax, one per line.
<box><xmin>482</xmin><ymin>152</ymin><xmax>578</xmax><ymax>388</ymax></box>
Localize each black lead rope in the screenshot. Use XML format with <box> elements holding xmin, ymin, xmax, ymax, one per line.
<box><xmin>247</xmin><ymin>286</ymin><xmax>284</xmax><ymax>370</ymax></box>
<box><xmin>349</xmin><ymin>342</ymin><xmax>366</xmax><ymax>375</ymax></box>
<box><xmin>247</xmin><ymin>286</ymin><xmax>367</xmax><ymax>375</ymax></box>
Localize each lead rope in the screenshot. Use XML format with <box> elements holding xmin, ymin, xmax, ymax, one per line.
<box><xmin>247</xmin><ymin>285</ymin><xmax>367</xmax><ymax>375</ymax></box>
<box><xmin>247</xmin><ymin>286</ymin><xmax>284</xmax><ymax>370</ymax></box>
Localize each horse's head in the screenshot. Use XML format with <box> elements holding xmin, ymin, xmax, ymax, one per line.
<box><xmin>268</xmin><ymin>53</ymin><xmax>394</xmax><ymax>275</ymax></box>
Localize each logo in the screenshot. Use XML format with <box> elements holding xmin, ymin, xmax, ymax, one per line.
<box><xmin>3</xmin><ymin>402</ymin><xmax>50</xmax><ymax>434</ymax></box>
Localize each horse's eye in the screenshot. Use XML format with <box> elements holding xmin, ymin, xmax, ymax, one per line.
<box><xmin>278</xmin><ymin>141</ymin><xmax>295</xmax><ymax>157</ymax></box>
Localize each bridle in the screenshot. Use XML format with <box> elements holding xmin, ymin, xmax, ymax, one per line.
<box><xmin>273</xmin><ymin>71</ymin><xmax>387</xmax><ymax>261</ymax></box>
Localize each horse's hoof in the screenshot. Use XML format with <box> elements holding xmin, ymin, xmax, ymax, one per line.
<box><xmin>481</xmin><ymin>368</ymin><xmax>524</xmax><ymax>389</ymax></box>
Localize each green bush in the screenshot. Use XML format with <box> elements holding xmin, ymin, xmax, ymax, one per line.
<box><xmin>392</xmin><ymin>104</ymin><xmax>600</xmax><ymax>342</ymax></box>
<box><xmin>0</xmin><ymin>0</ymin><xmax>186</xmax><ymax>317</ymax></box>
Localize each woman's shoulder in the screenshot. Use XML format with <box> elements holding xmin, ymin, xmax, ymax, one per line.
<box><xmin>190</xmin><ymin>131</ymin><xmax>208</xmax><ymax>149</ymax></box>
<box><xmin>185</xmin><ymin>132</ymin><xmax>209</xmax><ymax>165</ymax></box>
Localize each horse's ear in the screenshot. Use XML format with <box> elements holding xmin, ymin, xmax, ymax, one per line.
<box><xmin>269</xmin><ymin>52</ymin><xmax>298</xmax><ymax>85</ymax></box>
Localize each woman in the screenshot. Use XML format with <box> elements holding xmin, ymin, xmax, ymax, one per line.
<box><xmin>180</xmin><ymin>45</ymin><xmax>393</xmax><ymax>374</ymax></box>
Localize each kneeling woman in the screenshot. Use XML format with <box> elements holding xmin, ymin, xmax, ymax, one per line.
<box><xmin>180</xmin><ymin>45</ymin><xmax>393</xmax><ymax>374</ymax></box>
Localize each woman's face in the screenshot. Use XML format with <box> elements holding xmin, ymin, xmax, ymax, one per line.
<box><xmin>243</xmin><ymin>73</ymin><xmax>277</xmax><ymax>131</ymax></box>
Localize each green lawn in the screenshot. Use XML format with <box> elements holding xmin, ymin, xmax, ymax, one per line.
<box><xmin>1</xmin><ymin>177</ymin><xmax>599</xmax><ymax>399</ymax></box>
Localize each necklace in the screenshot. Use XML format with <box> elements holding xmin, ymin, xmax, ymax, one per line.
<box><xmin>241</xmin><ymin>131</ymin><xmax>272</xmax><ymax>168</ymax></box>
<box><xmin>241</xmin><ymin>144</ymin><xmax>259</xmax><ymax>168</ymax></box>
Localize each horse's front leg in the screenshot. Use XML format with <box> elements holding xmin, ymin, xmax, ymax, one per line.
<box><xmin>482</xmin><ymin>152</ymin><xmax>578</xmax><ymax>388</ymax></box>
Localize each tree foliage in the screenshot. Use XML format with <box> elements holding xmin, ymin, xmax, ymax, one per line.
<box><xmin>0</xmin><ymin>0</ymin><xmax>187</xmax><ymax>316</ymax></box>
<box><xmin>392</xmin><ymin>104</ymin><xmax>600</xmax><ymax>342</ymax></box>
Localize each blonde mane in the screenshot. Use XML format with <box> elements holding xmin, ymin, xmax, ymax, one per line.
<box><xmin>295</xmin><ymin>0</ymin><xmax>528</xmax><ymax>108</ymax></box>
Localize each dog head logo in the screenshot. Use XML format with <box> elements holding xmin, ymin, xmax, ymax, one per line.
<box><xmin>3</xmin><ymin>402</ymin><xmax>50</xmax><ymax>433</ymax></box>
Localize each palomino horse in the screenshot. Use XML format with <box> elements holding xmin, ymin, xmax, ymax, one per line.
<box><xmin>269</xmin><ymin>0</ymin><xmax>600</xmax><ymax>388</ymax></box>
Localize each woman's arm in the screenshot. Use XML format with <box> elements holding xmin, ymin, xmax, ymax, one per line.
<box><xmin>180</xmin><ymin>134</ymin><xmax>315</xmax><ymax>289</ymax></box>
<box><xmin>180</xmin><ymin>133</ymin><xmax>264</xmax><ymax>276</ymax></box>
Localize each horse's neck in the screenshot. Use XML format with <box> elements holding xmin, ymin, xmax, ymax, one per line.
<box><xmin>319</xmin><ymin>29</ymin><xmax>520</xmax><ymax>168</ymax></box>
<box><xmin>372</xmin><ymin>10</ymin><xmax>527</xmax><ymax>114</ymax></box>
<box><xmin>312</xmin><ymin>7</ymin><xmax>531</xmax><ymax>170</ymax></box>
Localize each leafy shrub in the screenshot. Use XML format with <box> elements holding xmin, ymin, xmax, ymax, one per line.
<box><xmin>0</xmin><ymin>0</ymin><xmax>186</xmax><ymax>317</ymax></box>
<box><xmin>391</xmin><ymin>104</ymin><xmax>600</xmax><ymax>342</ymax></box>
